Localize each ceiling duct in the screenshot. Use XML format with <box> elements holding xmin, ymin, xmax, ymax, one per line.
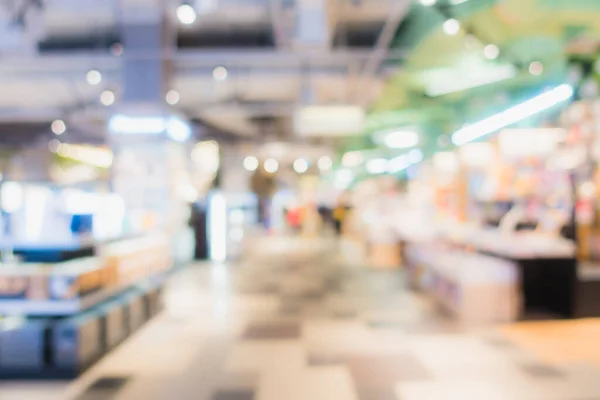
<box><xmin>293</xmin><ymin>0</ymin><xmax>339</xmax><ymax>51</ymax></box>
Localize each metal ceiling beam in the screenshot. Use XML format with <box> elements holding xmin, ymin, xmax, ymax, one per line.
<box><xmin>0</xmin><ymin>48</ymin><xmax>407</xmax><ymax>76</ymax></box>
<box><xmin>355</xmin><ymin>0</ymin><xmax>411</xmax><ymax>105</ymax></box>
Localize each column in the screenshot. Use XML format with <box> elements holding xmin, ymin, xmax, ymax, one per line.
<box><xmin>109</xmin><ymin>1</ymin><xmax>192</xmax><ymax>238</ymax></box>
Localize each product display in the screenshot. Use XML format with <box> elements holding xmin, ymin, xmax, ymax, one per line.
<box><xmin>405</xmin><ymin>242</ymin><xmax>520</xmax><ymax>323</ymax></box>
<box><xmin>0</xmin><ymin>233</ymin><xmax>171</xmax><ymax>316</ymax></box>
<box><xmin>0</xmin><ymin>233</ymin><xmax>173</xmax><ymax>379</ymax></box>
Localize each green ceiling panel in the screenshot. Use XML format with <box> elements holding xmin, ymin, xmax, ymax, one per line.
<box><xmin>392</xmin><ymin>4</ymin><xmax>444</xmax><ymax>53</ymax></box>
<box><xmin>448</xmin><ymin>0</ymin><xmax>499</xmax><ymax>19</ymax></box>
<box><xmin>540</xmin><ymin>0</ymin><xmax>600</xmax><ymax>11</ymax></box>
<box><xmin>366</xmin><ymin>0</ymin><xmax>600</xmax><ymax>158</ymax></box>
<box><xmin>503</xmin><ymin>36</ymin><xmax>565</xmax><ymax>64</ymax></box>
<box><xmin>563</xmin><ymin>25</ymin><xmax>590</xmax><ymax>41</ymax></box>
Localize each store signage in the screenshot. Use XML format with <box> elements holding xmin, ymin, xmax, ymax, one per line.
<box><xmin>109</xmin><ymin>114</ymin><xmax>191</xmax><ymax>142</ymax></box>
<box><xmin>294</xmin><ymin>106</ymin><xmax>365</xmax><ymax>137</ymax></box>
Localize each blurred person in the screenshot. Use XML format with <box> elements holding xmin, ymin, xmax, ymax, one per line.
<box><xmin>189</xmin><ymin>202</ymin><xmax>208</xmax><ymax>260</ymax></box>
<box><xmin>286</xmin><ymin>205</ymin><xmax>302</xmax><ymax>234</ymax></box>
<box><xmin>333</xmin><ymin>199</ymin><xmax>346</xmax><ymax>236</ymax></box>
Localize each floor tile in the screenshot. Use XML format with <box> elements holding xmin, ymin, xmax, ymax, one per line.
<box><xmin>346</xmin><ymin>354</ymin><xmax>433</xmax><ymax>388</ymax></box>
<box><xmin>397</xmin><ymin>381</ymin><xmax>507</xmax><ymax>400</ymax></box>
<box><xmin>2</xmin><ymin>237</ymin><xmax>599</xmax><ymax>400</ymax></box>
<box><xmin>307</xmin><ymin>353</ymin><xmax>344</xmax><ymax>366</ymax></box>
<box><xmin>212</xmin><ymin>390</ymin><xmax>255</xmax><ymax>400</ymax></box>
<box><xmin>74</xmin><ymin>376</ymin><xmax>131</xmax><ymax>400</ymax></box>
<box><xmin>521</xmin><ymin>363</ymin><xmax>566</xmax><ymax>378</ymax></box>
<box><xmin>241</xmin><ymin>322</ymin><xmax>301</xmax><ymax>340</ymax></box>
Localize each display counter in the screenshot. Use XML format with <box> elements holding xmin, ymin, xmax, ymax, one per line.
<box><xmin>403</xmin><ymin>226</ymin><xmax>578</xmax><ymax>320</ymax></box>
<box><xmin>0</xmin><ymin>232</ymin><xmax>173</xmax><ymax>379</ymax></box>
<box><xmin>405</xmin><ymin>242</ymin><xmax>519</xmax><ymax>323</ymax></box>
<box><xmin>0</xmin><ymin>233</ymin><xmax>171</xmax><ymax>316</ymax></box>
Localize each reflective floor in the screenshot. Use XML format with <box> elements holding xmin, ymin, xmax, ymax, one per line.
<box><xmin>4</xmin><ymin>237</ymin><xmax>600</xmax><ymax>400</ymax></box>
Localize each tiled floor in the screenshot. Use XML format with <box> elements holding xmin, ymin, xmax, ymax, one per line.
<box><xmin>3</xmin><ymin>236</ymin><xmax>600</xmax><ymax>399</ymax></box>
<box><xmin>502</xmin><ymin>319</ymin><xmax>600</xmax><ymax>368</ymax></box>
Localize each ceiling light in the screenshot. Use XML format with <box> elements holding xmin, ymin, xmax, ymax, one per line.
<box><xmin>382</xmin><ymin>130</ymin><xmax>419</xmax><ymax>149</ymax></box>
<box><xmin>387</xmin><ymin>150</ymin><xmax>424</xmax><ymax>173</ymax></box>
<box><xmin>443</xmin><ymin>19</ymin><xmax>460</xmax><ymax>36</ymax></box>
<box><xmin>243</xmin><ymin>156</ymin><xmax>259</xmax><ymax>171</ymax></box>
<box><xmin>293</xmin><ymin>158</ymin><xmax>308</xmax><ymax>174</ymax></box>
<box><xmin>451</xmin><ymin>84</ymin><xmax>574</xmax><ymax>146</ymax></box>
<box><xmin>166</xmin><ymin>116</ymin><xmax>192</xmax><ymax>142</ymax></box>
<box><xmin>388</xmin><ymin>155</ymin><xmax>410</xmax><ymax>173</ymax></box>
<box><xmin>100</xmin><ymin>90</ymin><xmax>115</xmax><ymax>106</ymax></box>
<box><xmin>366</xmin><ymin>158</ymin><xmax>388</xmax><ymax>175</ymax></box>
<box><xmin>483</xmin><ymin>44</ymin><xmax>499</xmax><ymax>60</ymax></box>
<box><xmin>318</xmin><ymin>156</ymin><xmax>332</xmax><ymax>171</ymax></box>
<box><xmin>264</xmin><ymin>158</ymin><xmax>279</xmax><ymax>174</ymax></box>
<box><xmin>51</xmin><ymin>119</ymin><xmax>66</xmax><ymax>135</ymax></box>
<box><xmin>177</xmin><ymin>4</ymin><xmax>197</xmax><ymax>25</ymax></box>
<box><xmin>86</xmin><ymin>69</ymin><xmax>102</xmax><ymax>85</ymax></box>
<box><xmin>166</xmin><ymin>90</ymin><xmax>180</xmax><ymax>105</ymax></box>
<box><xmin>529</xmin><ymin>61</ymin><xmax>544</xmax><ymax>76</ymax></box>
<box><xmin>212</xmin><ymin>66</ymin><xmax>228</xmax><ymax>81</ymax></box>
<box><xmin>109</xmin><ymin>115</ymin><xmax>166</xmax><ymax>134</ymax></box>
<box><xmin>419</xmin><ymin>0</ymin><xmax>436</xmax><ymax>5</ymax></box>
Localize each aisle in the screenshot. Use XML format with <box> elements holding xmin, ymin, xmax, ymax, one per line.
<box><xmin>4</xmin><ymin>237</ymin><xmax>600</xmax><ymax>400</ymax></box>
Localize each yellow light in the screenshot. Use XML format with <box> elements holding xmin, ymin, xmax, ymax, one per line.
<box><xmin>56</xmin><ymin>144</ymin><xmax>113</xmax><ymax>168</ymax></box>
<box><xmin>191</xmin><ymin>141</ymin><xmax>220</xmax><ymax>173</ymax></box>
<box><xmin>243</xmin><ymin>156</ymin><xmax>259</xmax><ymax>171</ymax></box>
<box><xmin>264</xmin><ymin>158</ymin><xmax>278</xmax><ymax>173</ymax></box>
<box><xmin>293</xmin><ymin>158</ymin><xmax>308</xmax><ymax>173</ymax></box>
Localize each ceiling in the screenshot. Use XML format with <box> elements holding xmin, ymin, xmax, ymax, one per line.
<box><xmin>0</xmin><ymin>0</ymin><xmax>410</xmax><ymax>144</ymax></box>
<box><xmin>361</xmin><ymin>0</ymin><xmax>600</xmax><ymax>159</ymax></box>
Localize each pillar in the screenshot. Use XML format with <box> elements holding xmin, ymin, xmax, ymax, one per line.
<box><xmin>109</xmin><ymin>1</ymin><xmax>192</xmax><ymax>237</ymax></box>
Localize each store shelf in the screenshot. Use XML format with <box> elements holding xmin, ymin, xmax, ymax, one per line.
<box><xmin>0</xmin><ymin>270</ymin><xmax>169</xmax><ymax>317</ymax></box>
